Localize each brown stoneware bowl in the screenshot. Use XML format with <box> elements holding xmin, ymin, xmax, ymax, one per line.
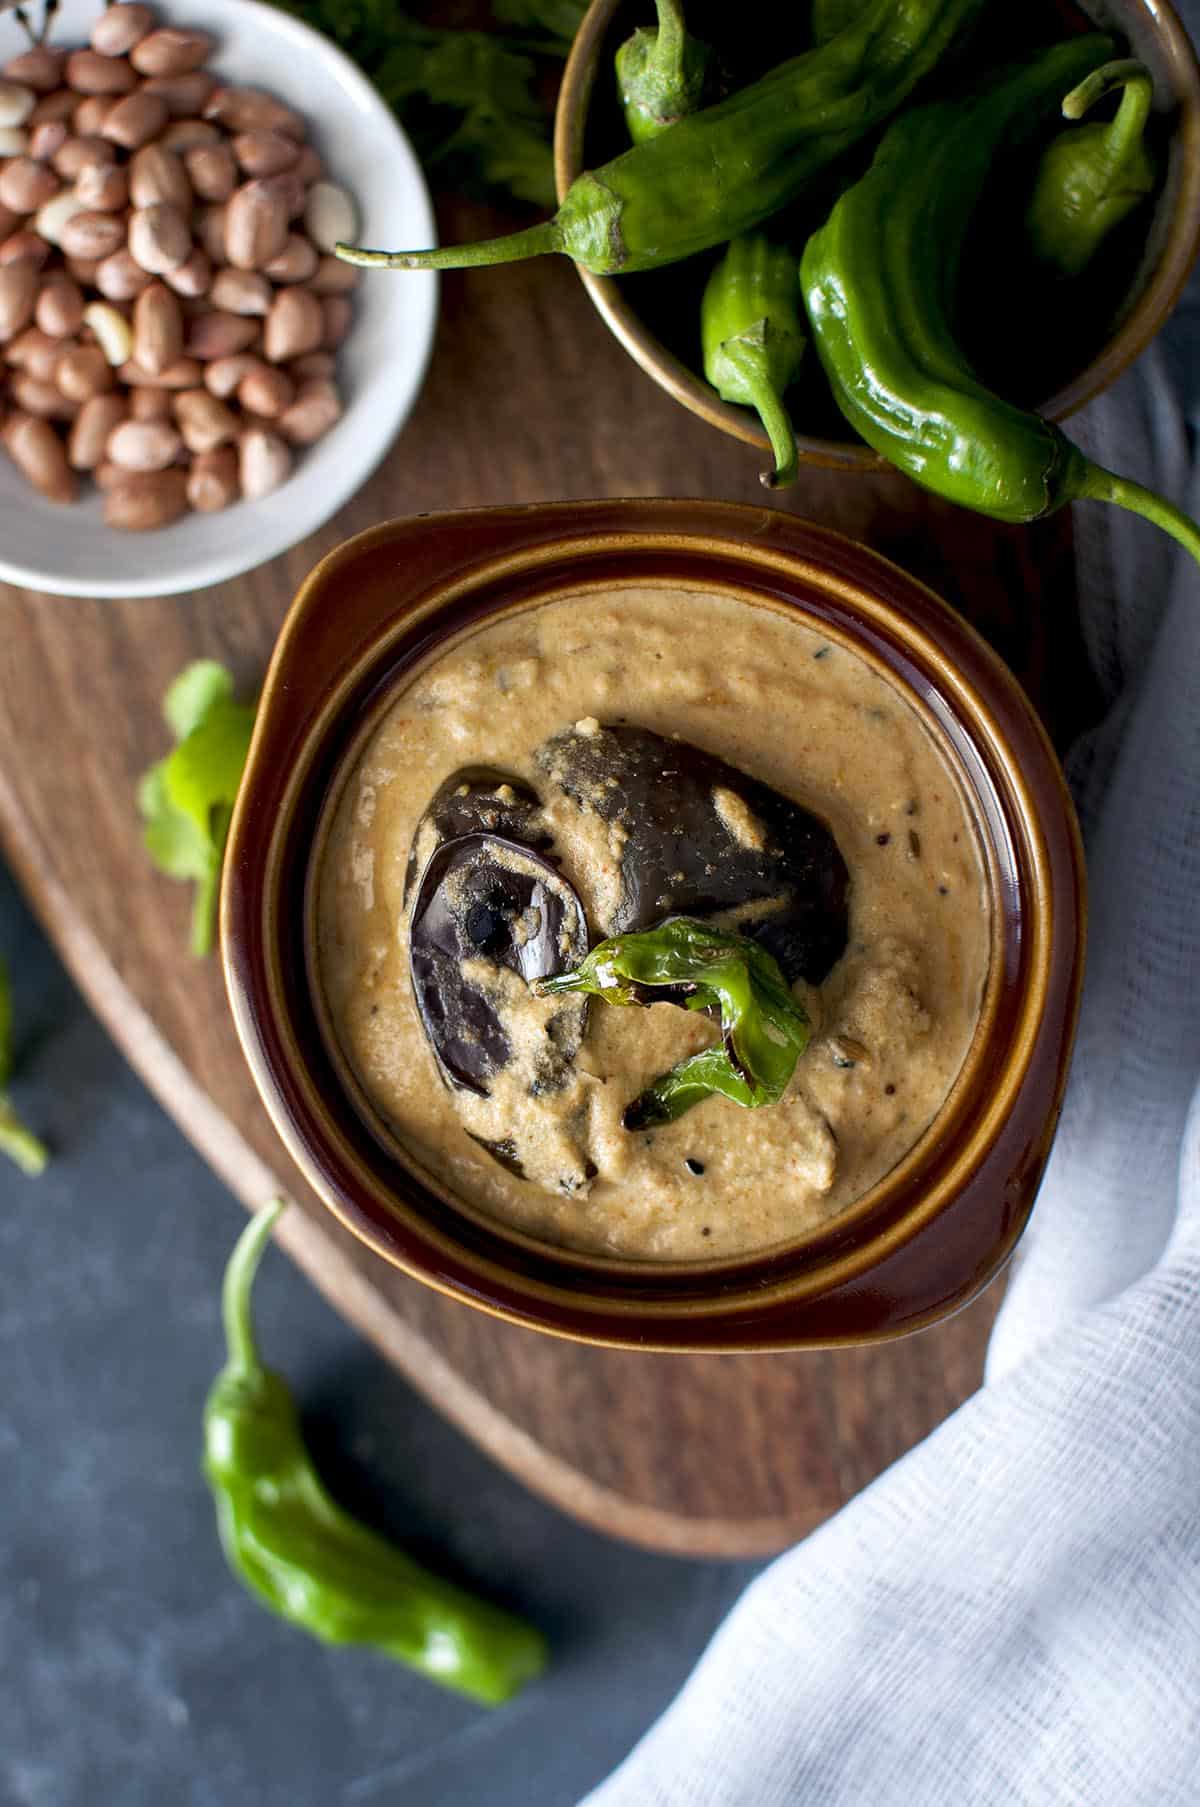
<box><xmin>554</xmin><ymin>0</ymin><xmax>1200</xmax><ymax>474</ymax></box>
<box><xmin>222</xmin><ymin>500</ymin><xmax>1085</xmax><ymax>1351</ymax></box>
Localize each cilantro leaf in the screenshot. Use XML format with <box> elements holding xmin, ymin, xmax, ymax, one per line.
<box><xmin>0</xmin><ymin>955</ymin><xmax>48</xmax><ymax>1176</ymax></box>
<box><xmin>139</xmin><ymin>662</ymin><xmax>256</xmax><ymax>959</ymax></box>
<box><xmin>491</xmin><ymin>0</ymin><xmax>588</xmax><ymax>54</ymax></box>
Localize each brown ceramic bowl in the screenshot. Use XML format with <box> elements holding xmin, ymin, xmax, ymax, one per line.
<box><xmin>222</xmin><ymin>499</ymin><xmax>1085</xmax><ymax>1351</ymax></box>
<box><xmin>554</xmin><ymin>0</ymin><xmax>1200</xmax><ymax>475</ymax></box>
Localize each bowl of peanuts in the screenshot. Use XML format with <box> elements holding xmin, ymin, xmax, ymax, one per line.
<box><xmin>0</xmin><ymin>0</ymin><xmax>436</xmax><ymax>597</ymax></box>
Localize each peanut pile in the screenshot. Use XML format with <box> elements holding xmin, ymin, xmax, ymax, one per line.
<box><xmin>0</xmin><ymin>4</ymin><xmax>360</xmax><ymax>529</ymax></box>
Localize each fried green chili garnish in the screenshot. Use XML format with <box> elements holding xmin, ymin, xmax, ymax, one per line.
<box><xmin>1027</xmin><ymin>58</ymin><xmax>1157</xmax><ymax>279</ymax></box>
<box><xmin>615</xmin><ymin>0</ymin><xmax>714</xmax><ymax>143</ymax></box>
<box><xmin>538</xmin><ymin>917</ymin><xmax>811</xmax><ymax>1129</ymax></box>
<box><xmin>204</xmin><ymin>1201</ymin><xmax>548</xmax><ymax>1704</ymax></box>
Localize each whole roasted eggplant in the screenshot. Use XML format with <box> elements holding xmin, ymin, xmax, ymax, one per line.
<box><xmin>536</xmin><ymin>724</ymin><xmax>849</xmax><ymax>984</ymax></box>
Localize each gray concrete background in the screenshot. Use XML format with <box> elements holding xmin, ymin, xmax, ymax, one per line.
<box><xmin>0</xmin><ymin>861</ymin><xmax>759</xmax><ymax>1806</ymax></box>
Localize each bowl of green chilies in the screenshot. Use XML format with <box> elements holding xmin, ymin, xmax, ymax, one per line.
<box><xmin>549</xmin><ymin>0</ymin><xmax>1200</xmax><ymax>483</ymax></box>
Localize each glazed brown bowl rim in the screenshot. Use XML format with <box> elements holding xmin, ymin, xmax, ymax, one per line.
<box><xmin>221</xmin><ymin>499</ymin><xmax>1086</xmax><ymax>1351</ymax></box>
<box><xmin>553</xmin><ymin>0</ymin><xmax>1200</xmax><ymax>475</ymax></box>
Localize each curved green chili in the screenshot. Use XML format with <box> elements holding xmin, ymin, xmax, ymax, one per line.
<box><xmin>204</xmin><ymin>1201</ymin><xmax>547</xmax><ymax>1705</ymax></box>
<box><xmin>337</xmin><ymin>0</ymin><xmax>986</xmax><ymax>277</ymax></box>
<box><xmin>801</xmin><ymin>35</ymin><xmax>1200</xmax><ymax>568</ymax></box>
<box><xmin>1027</xmin><ymin>58</ymin><xmax>1158</xmax><ymax>279</ymax></box>
<box><xmin>701</xmin><ymin>234</ymin><xmax>808</xmax><ymax>488</ymax></box>
<box><xmin>616</xmin><ymin>0</ymin><xmax>714</xmax><ymax>143</ymax></box>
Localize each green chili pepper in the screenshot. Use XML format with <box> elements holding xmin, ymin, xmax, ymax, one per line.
<box><xmin>539</xmin><ymin>917</ymin><xmax>811</xmax><ymax>1129</ymax></box>
<box><xmin>801</xmin><ymin>38</ymin><xmax>1200</xmax><ymax>568</ymax></box>
<box><xmin>0</xmin><ymin>955</ymin><xmax>47</xmax><ymax>1176</ymax></box>
<box><xmin>812</xmin><ymin>0</ymin><xmax>867</xmax><ymax>46</ymax></box>
<box><xmin>701</xmin><ymin>233</ymin><xmax>807</xmax><ymax>489</ymax></box>
<box><xmin>337</xmin><ymin>0</ymin><xmax>986</xmax><ymax>277</ymax></box>
<box><xmin>1027</xmin><ymin>58</ymin><xmax>1157</xmax><ymax>280</ymax></box>
<box><xmin>616</xmin><ymin>0</ymin><xmax>713</xmax><ymax>144</ymax></box>
<box><xmin>204</xmin><ymin>1201</ymin><xmax>548</xmax><ymax>1705</ymax></box>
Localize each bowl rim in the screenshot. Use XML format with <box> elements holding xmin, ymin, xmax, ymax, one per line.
<box><xmin>0</xmin><ymin>0</ymin><xmax>438</xmax><ymax>600</ymax></box>
<box><xmin>553</xmin><ymin>0</ymin><xmax>1200</xmax><ymax>474</ymax></box>
<box><xmin>222</xmin><ymin>499</ymin><xmax>1086</xmax><ymax>1352</ymax></box>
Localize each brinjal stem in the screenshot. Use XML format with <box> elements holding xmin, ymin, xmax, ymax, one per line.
<box><xmin>222</xmin><ymin>1199</ymin><xmax>285</xmax><ymax>1376</ymax></box>
<box><xmin>335</xmin><ymin>221</ymin><xmax>562</xmax><ymax>272</ymax></box>
<box><xmin>1079</xmin><ymin>463</ymin><xmax>1200</xmax><ymax>568</ymax></box>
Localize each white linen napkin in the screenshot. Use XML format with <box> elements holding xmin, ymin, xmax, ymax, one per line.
<box><xmin>582</xmin><ymin>94</ymin><xmax>1200</xmax><ymax>1807</ymax></box>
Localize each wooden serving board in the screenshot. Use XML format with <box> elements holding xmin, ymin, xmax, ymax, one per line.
<box><xmin>0</xmin><ymin>201</ymin><xmax>1091</xmax><ymax>1556</ymax></box>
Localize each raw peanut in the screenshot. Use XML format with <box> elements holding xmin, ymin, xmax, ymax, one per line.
<box><xmin>262</xmin><ymin>234</ymin><xmax>316</xmax><ymax>285</ymax></box>
<box><xmin>75</xmin><ymin>160</ymin><xmax>127</xmax><ymax>211</ymax></box>
<box><xmin>0</xmin><ymin>201</ymin><xmax>20</xmax><ymax>238</ymax></box>
<box><xmin>83</xmin><ymin>299</ymin><xmax>134</xmax><ymax>366</ymax></box>
<box><xmin>273</xmin><ymin>170</ymin><xmax>307</xmax><ymax>220</ymax></box>
<box><xmin>0</xmin><ymin>126</ymin><xmax>30</xmax><ymax>154</ymax></box>
<box><xmin>68</xmin><ymin>390</ymin><xmax>127</xmax><ymax>467</ymax></box>
<box><xmin>55</xmin><ymin>343</ymin><xmax>113</xmax><ymax>402</ymax></box>
<box><xmin>130</xmin><ymin>30</ymin><xmax>212</xmax><ymax>78</ymax></box>
<box><xmin>174</xmin><ymin>387</ymin><xmax>236</xmax><ymax>452</ymax></box>
<box><xmin>237</xmin><ymin>363</ymin><xmax>292</xmax><ymax>418</ymax></box>
<box><xmin>163</xmin><ymin>247</ymin><xmax>210</xmax><ymax>298</ymax></box>
<box><xmin>6</xmin><ymin>326</ymin><xmax>63</xmax><ymax>381</ymax></box>
<box><xmin>224</xmin><ymin>178</ymin><xmax>288</xmax><ymax>271</ymax></box>
<box><xmin>0</xmin><ymin>156</ymin><xmax>59</xmax><ymax>213</ymax></box>
<box><xmin>91</xmin><ymin>4</ymin><xmax>156</xmax><ymax>57</ymax></box>
<box><xmin>186</xmin><ymin>141</ymin><xmax>235</xmax><ymax>202</ymax></box>
<box><xmin>53</xmin><ymin>133</ymin><xmax>116</xmax><ymax>179</ymax></box>
<box><xmin>107</xmin><ymin>416</ymin><xmax>182</xmax><ymax>470</ymax></box>
<box><xmin>34</xmin><ymin>188</ymin><xmax>86</xmax><ymax>247</ymax></box>
<box><xmin>0</xmin><ymin>231</ymin><xmax>50</xmax><ymax>268</ymax></box>
<box><xmin>128</xmin><ymin>201</ymin><xmax>190</xmax><ymax>273</ymax></box>
<box><xmin>0</xmin><ymin>259</ymin><xmax>36</xmax><ymax>341</ymax></box>
<box><xmin>64</xmin><ymin>255</ymin><xmax>102</xmax><ymax>287</ymax></box>
<box><xmin>96</xmin><ymin>247</ymin><xmax>151</xmax><ymax>301</ymax></box>
<box><xmin>238</xmin><ymin>425</ymin><xmax>290</xmax><ymax>498</ymax></box>
<box><xmin>0</xmin><ymin>82</ymin><xmax>36</xmax><ymax>129</ymax></box>
<box><xmin>30</xmin><ymin>88</ymin><xmax>78</xmax><ymax>126</ymax></box>
<box><xmin>321</xmin><ymin>296</ymin><xmax>352</xmax><ymax>349</ymax></box>
<box><xmin>65</xmin><ymin>51</ymin><xmax>138</xmax><ymax>97</ymax></box>
<box><xmin>72</xmin><ymin>96</ymin><xmax>113</xmax><ymax>137</ymax></box>
<box><xmin>104</xmin><ymin>466</ymin><xmax>188</xmax><ymax>528</ymax></box>
<box><xmin>3</xmin><ymin>50</ymin><xmax>66</xmax><ymax>94</ymax></box>
<box><xmin>11</xmin><ymin>373</ymin><xmax>76</xmax><ymax>419</ymax></box>
<box><xmin>185</xmin><ymin>309</ymin><xmax>258</xmax><ymax>360</ymax></box>
<box><xmin>100</xmin><ymin>89</ymin><xmax>168</xmax><ymax>149</ymax></box>
<box><xmin>204</xmin><ymin>87</ymin><xmax>305</xmax><ymax>139</ymax></box>
<box><xmin>278</xmin><ymin>378</ymin><xmax>342</xmax><ymax>445</ymax></box>
<box><xmin>28</xmin><ymin>119</ymin><xmax>69</xmax><ymax>162</ymax></box>
<box><xmin>195</xmin><ymin>202</ymin><xmax>226</xmax><ymax>265</ymax></box>
<box><xmin>293</xmin><ymin>145</ymin><xmax>323</xmax><ymax>186</ymax></box>
<box><xmin>3</xmin><ymin>411</ymin><xmax>75</xmax><ymax>499</ymax></box>
<box><xmin>128</xmin><ymin>143</ymin><xmax>190</xmax><ymax>210</ymax></box>
<box><xmin>187</xmin><ymin>443</ymin><xmax>237</xmax><ymax>511</ymax></box>
<box><xmin>118</xmin><ymin>354</ymin><xmax>201</xmax><ymax>387</ymax></box>
<box><xmin>209</xmin><ymin>268</ymin><xmax>270</xmax><ymax>316</ymax></box>
<box><xmin>36</xmin><ymin>277</ymin><xmax>84</xmax><ymax>337</ymax></box>
<box><xmin>204</xmin><ymin>351</ymin><xmax>259</xmax><ymax>398</ymax></box>
<box><xmin>288</xmin><ymin>350</ymin><xmax>334</xmax><ymax>381</ymax></box>
<box><xmin>263</xmin><ymin>286</ymin><xmax>321</xmax><ymax>362</ymax></box>
<box><xmin>130</xmin><ymin>385</ymin><xmax>171</xmax><ymax>420</ymax></box>
<box><xmin>60</xmin><ymin>209</ymin><xmax>126</xmax><ymax>260</ymax></box>
<box><xmin>309</xmin><ymin>254</ymin><xmax>359</xmax><ymax>296</ymax></box>
<box><xmin>304</xmin><ymin>181</ymin><xmax>357</xmax><ymax>255</ymax></box>
<box><xmin>141</xmin><ymin>71</ymin><xmax>215</xmax><ymax>117</ymax></box>
<box><xmin>133</xmin><ymin>280</ymin><xmax>183</xmax><ymax>374</ymax></box>
<box><xmin>231</xmin><ymin>130</ymin><xmax>298</xmax><ymax>177</ymax></box>
<box><xmin>158</xmin><ymin>119</ymin><xmax>215</xmax><ymax>156</ymax></box>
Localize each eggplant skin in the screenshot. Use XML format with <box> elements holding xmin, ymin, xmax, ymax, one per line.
<box><xmin>403</xmin><ymin>768</ymin><xmax>548</xmax><ymax>903</ymax></box>
<box><xmin>537</xmin><ymin>724</ymin><xmax>849</xmax><ymax>984</ymax></box>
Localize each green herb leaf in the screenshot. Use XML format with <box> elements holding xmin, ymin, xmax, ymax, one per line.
<box><xmin>0</xmin><ymin>955</ymin><xmax>49</xmax><ymax>1175</ymax></box>
<box><xmin>491</xmin><ymin>0</ymin><xmax>588</xmax><ymax>54</ymax></box>
<box><xmin>139</xmin><ymin>662</ymin><xmax>255</xmax><ymax>958</ymax></box>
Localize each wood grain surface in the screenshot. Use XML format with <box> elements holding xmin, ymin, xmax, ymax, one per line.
<box><xmin>0</xmin><ymin>198</ymin><xmax>1091</xmax><ymax>1556</ymax></box>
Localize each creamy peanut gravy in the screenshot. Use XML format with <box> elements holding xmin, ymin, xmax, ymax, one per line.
<box><xmin>316</xmin><ymin>586</ymin><xmax>990</xmax><ymax>1260</ymax></box>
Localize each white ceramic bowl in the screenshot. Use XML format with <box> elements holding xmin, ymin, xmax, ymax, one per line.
<box><xmin>0</xmin><ymin>0</ymin><xmax>437</xmax><ymax>598</ymax></box>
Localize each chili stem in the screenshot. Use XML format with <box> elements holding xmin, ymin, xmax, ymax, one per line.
<box><xmin>222</xmin><ymin>1199</ymin><xmax>286</xmax><ymax>1376</ymax></box>
<box><xmin>722</xmin><ymin>343</ymin><xmax>799</xmax><ymax>489</ymax></box>
<box><xmin>1062</xmin><ymin>58</ymin><xmax>1153</xmax><ymax>162</ymax></box>
<box><xmin>1080</xmin><ymin>463</ymin><xmax>1200</xmax><ymax>568</ymax></box>
<box><xmin>335</xmin><ymin>221</ymin><xmax>561</xmax><ymax>271</ymax></box>
<box><xmin>648</xmin><ymin>0</ymin><xmax>687</xmax><ymax>78</ymax></box>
